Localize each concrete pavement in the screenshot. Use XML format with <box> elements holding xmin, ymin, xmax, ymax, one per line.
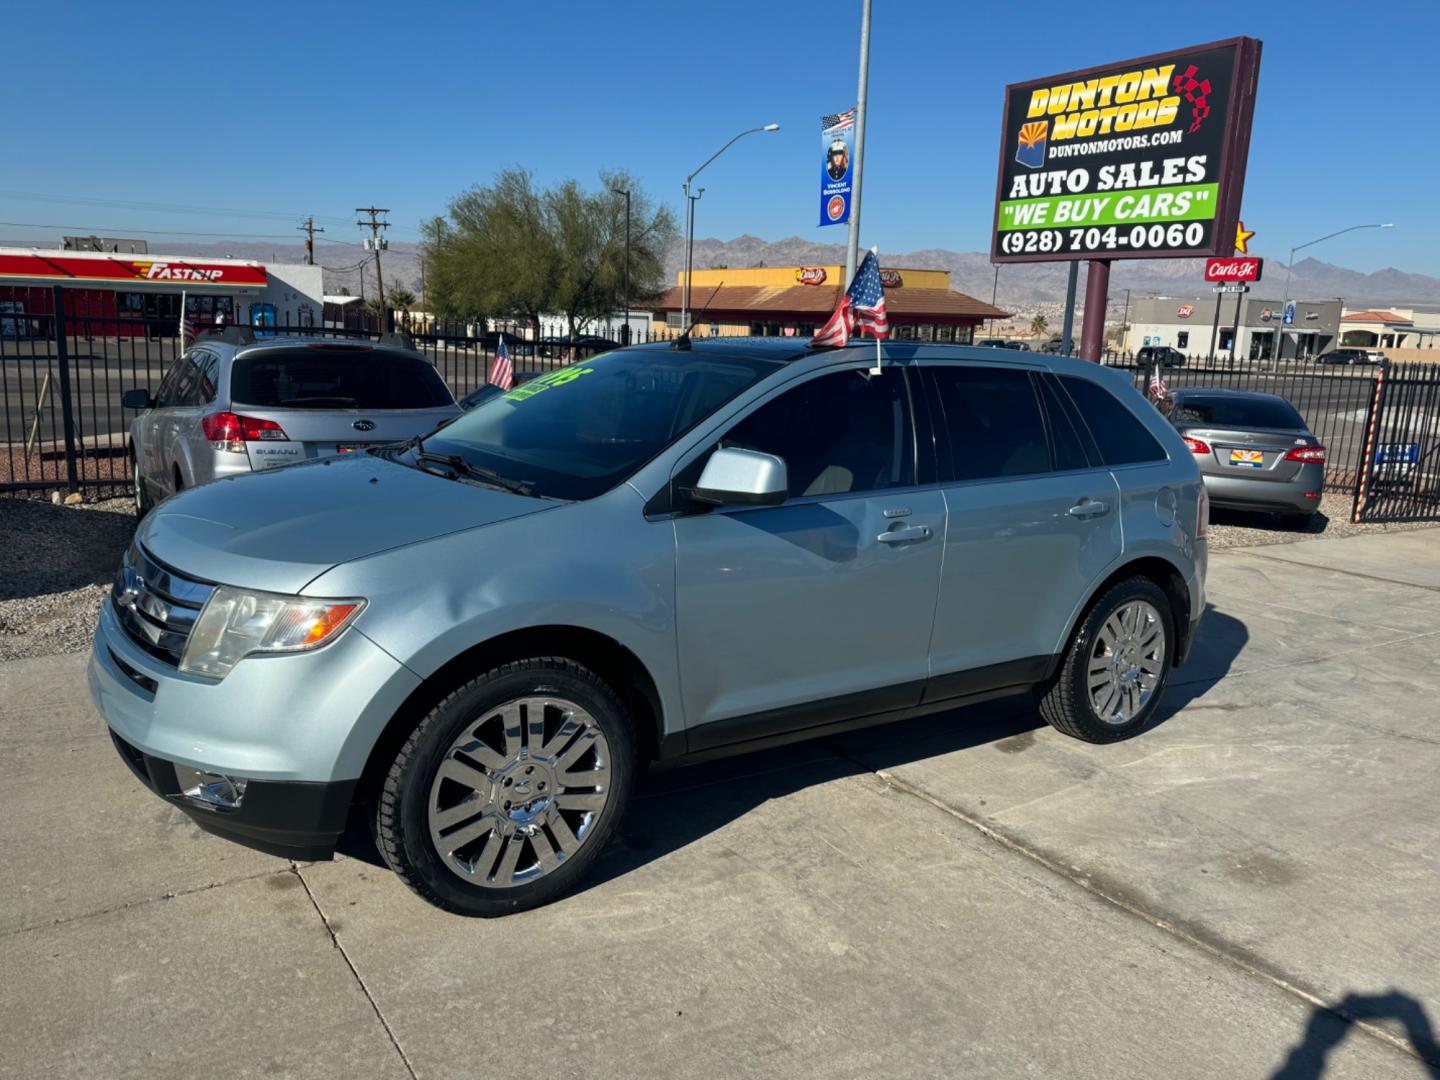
<box><xmin>2</xmin><ymin>530</ymin><xmax>1438</xmax><ymax>1078</ymax></box>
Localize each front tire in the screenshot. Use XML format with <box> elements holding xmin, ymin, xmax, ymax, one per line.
<box><xmin>1037</xmin><ymin>576</ymin><xmax>1173</xmax><ymax>743</ymax></box>
<box><xmin>375</xmin><ymin>658</ymin><xmax>637</xmax><ymax>916</ymax></box>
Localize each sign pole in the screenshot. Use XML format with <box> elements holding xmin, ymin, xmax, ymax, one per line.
<box><xmin>844</xmin><ymin>0</ymin><xmax>872</xmax><ymax>284</ymax></box>
<box><xmin>1078</xmin><ymin>259</ymin><xmax>1110</xmax><ymax>361</ymax></box>
<box><xmin>1060</xmin><ymin>261</ymin><xmax>1078</xmax><ymax>355</ymax></box>
<box><xmin>1229</xmin><ymin>290</ymin><xmax>1243</xmax><ymax>366</ymax></box>
<box><xmin>1208</xmin><ymin>293</ymin><xmax>1222</xmax><ymax>361</ymax></box>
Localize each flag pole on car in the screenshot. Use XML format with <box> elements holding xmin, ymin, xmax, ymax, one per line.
<box><xmin>810</xmin><ymin>246</ymin><xmax>890</xmax><ymax>375</ymax></box>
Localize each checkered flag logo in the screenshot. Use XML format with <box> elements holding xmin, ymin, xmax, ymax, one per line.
<box><xmin>1172</xmin><ymin>64</ymin><xmax>1213</xmax><ymax>133</ymax></box>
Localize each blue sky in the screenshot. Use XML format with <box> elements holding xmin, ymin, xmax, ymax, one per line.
<box><xmin>2</xmin><ymin>0</ymin><xmax>1435</xmax><ymax>273</ymax></box>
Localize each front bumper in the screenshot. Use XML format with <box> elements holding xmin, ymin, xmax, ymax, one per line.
<box><xmin>108</xmin><ymin>727</ymin><xmax>355</xmax><ymax>859</ymax></box>
<box><xmin>89</xmin><ymin>595</ymin><xmax>423</xmax><ymax>855</ymax></box>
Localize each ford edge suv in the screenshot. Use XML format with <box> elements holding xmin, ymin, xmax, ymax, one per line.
<box><xmin>90</xmin><ymin>340</ymin><xmax>1208</xmax><ymax>916</ymax></box>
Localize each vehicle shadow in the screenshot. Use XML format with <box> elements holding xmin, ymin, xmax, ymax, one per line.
<box><xmin>0</xmin><ymin>499</ymin><xmax>135</xmax><ymax>602</ymax></box>
<box><xmin>1270</xmin><ymin>991</ymin><xmax>1440</xmax><ymax>1078</ymax></box>
<box><xmin>1211</xmin><ymin>506</ymin><xmax>1331</xmax><ymax>535</ymax></box>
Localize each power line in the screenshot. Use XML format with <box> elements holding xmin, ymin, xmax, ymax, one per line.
<box><xmin>0</xmin><ymin>189</ymin><xmax>357</xmax><ymax>227</ymax></box>
<box><xmin>356</xmin><ymin>206</ymin><xmax>390</xmax><ymax>310</ymax></box>
<box><xmin>0</xmin><ymin>221</ymin><xmax>371</xmax><ymax>245</ymax></box>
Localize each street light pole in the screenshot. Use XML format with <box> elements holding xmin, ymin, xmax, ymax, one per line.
<box><xmin>1276</xmin><ymin>222</ymin><xmax>1393</xmax><ymax>361</ymax></box>
<box><xmin>613</xmin><ymin>187</ymin><xmax>631</xmax><ymax>344</ymax></box>
<box><xmin>681</xmin><ymin>123</ymin><xmax>780</xmax><ymax>330</ymax></box>
<box><xmin>844</xmin><ymin>0</ymin><xmax>873</xmax><ymax>284</ymax></box>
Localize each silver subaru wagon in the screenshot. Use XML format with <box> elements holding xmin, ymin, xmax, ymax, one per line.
<box><xmin>91</xmin><ymin>339</ymin><xmax>1208</xmax><ymax>916</ymax></box>
<box><xmin>122</xmin><ymin>330</ymin><xmax>460</xmax><ymax>515</ymax></box>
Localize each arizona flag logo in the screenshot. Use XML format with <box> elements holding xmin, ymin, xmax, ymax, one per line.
<box><xmin>1016</xmin><ymin>121</ymin><xmax>1048</xmax><ymax>169</ymax></box>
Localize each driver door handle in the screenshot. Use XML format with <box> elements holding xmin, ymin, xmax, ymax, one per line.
<box><xmin>877</xmin><ymin>524</ymin><xmax>932</xmax><ymax>544</ymax></box>
<box><xmin>1068</xmin><ymin>499</ymin><xmax>1109</xmax><ymax>518</ymax></box>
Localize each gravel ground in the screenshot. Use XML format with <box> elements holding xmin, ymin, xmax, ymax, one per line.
<box><xmin>1205</xmin><ymin>491</ymin><xmax>1437</xmax><ymax>550</ymax></box>
<box><xmin>0</xmin><ymin>488</ymin><xmax>1435</xmax><ymax>664</ymax></box>
<box><xmin>0</xmin><ymin>495</ymin><xmax>135</xmax><ymax>662</ymax></box>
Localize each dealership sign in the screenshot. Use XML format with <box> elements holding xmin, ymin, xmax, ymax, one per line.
<box><xmin>1205</xmin><ymin>256</ymin><xmax>1263</xmax><ymax>282</ymax></box>
<box><xmin>992</xmin><ymin>37</ymin><xmax>1261</xmax><ymax>263</ymax></box>
<box><xmin>0</xmin><ymin>253</ymin><xmax>268</xmax><ymax>287</ymax></box>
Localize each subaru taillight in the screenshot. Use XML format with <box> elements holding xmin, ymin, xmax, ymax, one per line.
<box><xmin>202</xmin><ymin>412</ymin><xmax>289</xmax><ymax>452</ymax></box>
<box><xmin>1182</xmin><ymin>435</ymin><xmax>1211</xmax><ymax>455</ymax></box>
<box><xmin>1197</xmin><ymin>485</ymin><xmax>1209</xmax><ymax>539</ymax></box>
<box><xmin>1283</xmin><ymin>445</ymin><xmax>1326</xmax><ymax>463</ymax></box>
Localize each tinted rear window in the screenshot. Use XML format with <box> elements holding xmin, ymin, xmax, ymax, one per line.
<box><xmin>928</xmin><ymin>366</ymin><xmax>1050</xmax><ymax>481</ymax></box>
<box><xmin>1172</xmin><ymin>395</ymin><xmax>1305</xmax><ymax>430</ymax></box>
<box><xmin>1058</xmin><ymin>376</ymin><xmax>1167</xmax><ymax>466</ymax></box>
<box><xmin>230</xmin><ymin>348</ymin><xmax>454</xmax><ymax>409</ymax></box>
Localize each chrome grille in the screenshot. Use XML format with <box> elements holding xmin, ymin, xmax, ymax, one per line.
<box><xmin>112</xmin><ymin>543</ymin><xmax>216</xmax><ymax>666</ymax></box>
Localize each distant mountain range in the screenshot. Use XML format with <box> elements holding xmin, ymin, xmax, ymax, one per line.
<box><xmin>6</xmin><ymin>235</ymin><xmax>1437</xmax><ymax>314</ymax></box>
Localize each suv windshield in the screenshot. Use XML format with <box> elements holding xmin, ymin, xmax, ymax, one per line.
<box><xmin>230</xmin><ymin>348</ymin><xmax>454</xmax><ymax>410</ymax></box>
<box><xmin>1172</xmin><ymin>395</ymin><xmax>1305</xmax><ymax>430</ymax></box>
<box><xmin>413</xmin><ymin>348</ymin><xmax>779</xmax><ymax>500</ymax></box>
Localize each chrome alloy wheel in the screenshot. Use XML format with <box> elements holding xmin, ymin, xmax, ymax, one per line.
<box><xmin>1087</xmin><ymin>600</ymin><xmax>1166</xmax><ymax>725</ymax></box>
<box><xmin>427</xmin><ymin>696</ymin><xmax>612</xmax><ymax>888</ymax></box>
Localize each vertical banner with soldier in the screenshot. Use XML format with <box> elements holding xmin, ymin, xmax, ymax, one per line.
<box><xmin>818</xmin><ymin>109</ymin><xmax>855</xmax><ymax>227</ymax></box>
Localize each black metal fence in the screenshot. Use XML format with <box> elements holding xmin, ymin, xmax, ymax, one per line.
<box><xmin>1352</xmin><ymin>362</ymin><xmax>1440</xmax><ymax>523</ymax></box>
<box><xmin>0</xmin><ymin>287</ymin><xmax>638</xmax><ymax>498</ymax></box>
<box><xmin>1109</xmin><ymin>352</ymin><xmax>1385</xmax><ymax>492</ymax></box>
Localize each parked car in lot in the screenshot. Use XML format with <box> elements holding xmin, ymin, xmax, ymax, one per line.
<box><xmin>1135</xmin><ymin>345</ymin><xmax>1188</xmax><ymax>368</ymax></box>
<box><xmin>1165</xmin><ymin>388</ymin><xmax>1324</xmax><ymax>523</ymax></box>
<box><xmin>1317</xmin><ymin>347</ymin><xmax>1370</xmax><ymax>366</ymax></box>
<box><xmin>92</xmin><ymin>340</ymin><xmax>1208</xmax><ymax>915</ymax></box>
<box><xmin>977</xmin><ymin>338</ymin><xmax>1030</xmax><ymax>351</ymax></box>
<box><xmin>122</xmin><ymin>331</ymin><xmax>461</xmax><ymax>516</ymax></box>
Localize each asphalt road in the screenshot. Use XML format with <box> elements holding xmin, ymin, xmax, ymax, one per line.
<box><xmin>3</xmin><ymin>530</ymin><xmax>1440</xmax><ymax>1078</ymax></box>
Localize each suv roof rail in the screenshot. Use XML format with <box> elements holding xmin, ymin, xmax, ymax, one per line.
<box><xmin>378</xmin><ymin>331</ymin><xmax>417</xmax><ymax>351</ymax></box>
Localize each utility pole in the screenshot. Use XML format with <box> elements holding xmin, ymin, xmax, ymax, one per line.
<box><xmin>356</xmin><ymin>206</ymin><xmax>390</xmax><ymax>313</ymax></box>
<box><xmin>844</xmin><ymin>0</ymin><xmax>873</xmax><ymax>284</ymax></box>
<box><xmin>297</xmin><ymin>216</ymin><xmax>323</xmax><ymax>265</ymax></box>
<box><xmin>612</xmin><ymin>187</ymin><xmax>631</xmax><ymax>344</ymax></box>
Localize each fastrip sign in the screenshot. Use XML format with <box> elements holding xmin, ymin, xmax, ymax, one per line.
<box><xmin>0</xmin><ymin>253</ymin><xmax>268</xmax><ymax>287</ymax></box>
<box><xmin>992</xmin><ymin>37</ymin><xmax>1261</xmax><ymax>263</ymax></box>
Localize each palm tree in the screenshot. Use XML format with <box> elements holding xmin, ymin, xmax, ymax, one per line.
<box><xmin>1030</xmin><ymin>313</ymin><xmax>1048</xmax><ymax>337</ymax></box>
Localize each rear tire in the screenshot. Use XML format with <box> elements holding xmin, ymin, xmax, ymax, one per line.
<box><xmin>1037</xmin><ymin>576</ymin><xmax>1173</xmax><ymax>743</ymax></box>
<box><xmin>375</xmin><ymin>657</ymin><xmax>637</xmax><ymax>916</ymax></box>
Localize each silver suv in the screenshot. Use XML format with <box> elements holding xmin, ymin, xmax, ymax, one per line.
<box><xmin>91</xmin><ymin>340</ymin><xmax>1208</xmax><ymax>916</ymax></box>
<box><xmin>122</xmin><ymin>331</ymin><xmax>459</xmax><ymax>514</ymax></box>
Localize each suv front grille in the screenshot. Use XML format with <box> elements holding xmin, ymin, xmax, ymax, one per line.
<box><xmin>111</xmin><ymin>543</ymin><xmax>216</xmax><ymax>667</ymax></box>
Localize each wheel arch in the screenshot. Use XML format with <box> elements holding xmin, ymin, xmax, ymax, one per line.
<box><xmin>356</xmin><ymin>624</ymin><xmax>670</xmax><ymax>806</ymax></box>
<box><xmin>1052</xmin><ymin>555</ymin><xmax>1193</xmax><ymax>673</ymax></box>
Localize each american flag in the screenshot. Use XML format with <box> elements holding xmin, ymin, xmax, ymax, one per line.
<box><xmin>489</xmin><ymin>334</ymin><xmax>514</xmax><ymax>390</ymax></box>
<box><xmin>1148</xmin><ymin>366</ymin><xmax>1169</xmax><ymax>400</ymax></box>
<box><xmin>822</xmin><ymin>109</ymin><xmax>855</xmax><ymax>132</ymax></box>
<box><xmin>811</xmin><ymin>249</ymin><xmax>890</xmax><ymax>348</ymax></box>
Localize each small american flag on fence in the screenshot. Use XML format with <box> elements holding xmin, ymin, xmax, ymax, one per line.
<box><xmin>489</xmin><ymin>334</ymin><xmax>514</xmax><ymax>390</ymax></box>
<box><xmin>811</xmin><ymin>249</ymin><xmax>890</xmax><ymax>348</ymax></box>
<box><xmin>1148</xmin><ymin>366</ymin><xmax>1169</xmax><ymax>400</ymax></box>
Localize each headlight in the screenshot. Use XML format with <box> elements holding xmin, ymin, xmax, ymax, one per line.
<box><xmin>179</xmin><ymin>587</ymin><xmax>366</xmax><ymax>679</ymax></box>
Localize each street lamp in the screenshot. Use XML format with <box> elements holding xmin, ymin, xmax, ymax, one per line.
<box><xmin>681</xmin><ymin>123</ymin><xmax>781</xmax><ymax>331</ymax></box>
<box><xmin>1276</xmin><ymin>223</ymin><xmax>1393</xmax><ymax>361</ymax></box>
<box><xmin>611</xmin><ymin>187</ymin><xmax>631</xmax><ymax>344</ymax></box>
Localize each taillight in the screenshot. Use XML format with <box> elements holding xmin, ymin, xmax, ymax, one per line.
<box><xmin>202</xmin><ymin>412</ymin><xmax>289</xmax><ymax>452</ymax></box>
<box><xmin>1196</xmin><ymin>485</ymin><xmax>1209</xmax><ymax>539</ymax></box>
<box><xmin>1182</xmin><ymin>435</ymin><xmax>1211</xmax><ymax>455</ymax></box>
<box><xmin>1283</xmin><ymin>445</ymin><xmax>1326</xmax><ymax>463</ymax></box>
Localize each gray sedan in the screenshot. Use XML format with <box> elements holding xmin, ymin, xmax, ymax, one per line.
<box><xmin>1166</xmin><ymin>388</ymin><xmax>1324</xmax><ymax>522</ymax></box>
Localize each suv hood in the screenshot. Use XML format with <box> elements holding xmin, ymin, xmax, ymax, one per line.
<box><xmin>138</xmin><ymin>451</ymin><xmax>550</xmax><ymax>594</ymax></box>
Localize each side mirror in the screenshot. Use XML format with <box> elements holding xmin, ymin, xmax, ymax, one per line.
<box><xmin>691</xmin><ymin>447</ymin><xmax>788</xmax><ymax>507</ymax></box>
<box><xmin>121</xmin><ymin>389</ymin><xmax>154</xmax><ymax>410</ymax></box>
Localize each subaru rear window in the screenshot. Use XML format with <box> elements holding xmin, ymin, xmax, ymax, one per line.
<box><xmin>230</xmin><ymin>348</ymin><xmax>454</xmax><ymax>410</ymax></box>
<box><xmin>1172</xmin><ymin>396</ymin><xmax>1305</xmax><ymax>430</ymax></box>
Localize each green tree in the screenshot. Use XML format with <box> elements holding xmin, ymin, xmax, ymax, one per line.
<box><xmin>1030</xmin><ymin>313</ymin><xmax>1049</xmax><ymax>337</ymax></box>
<box><xmin>387</xmin><ymin>286</ymin><xmax>417</xmax><ymax>311</ymax></box>
<box><xmin>422</xmin><ymin>169</ymin><xmax>676</xmax><ymax>338</ymax></box>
